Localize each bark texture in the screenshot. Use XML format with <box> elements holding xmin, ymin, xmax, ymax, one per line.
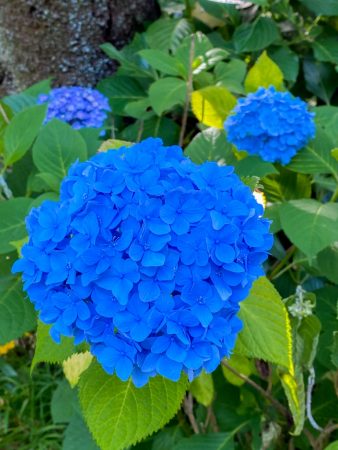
<box><xmin>0</xmin><ymin>0</ymin><xmax>159</xmax><ymax>95</ymax></box>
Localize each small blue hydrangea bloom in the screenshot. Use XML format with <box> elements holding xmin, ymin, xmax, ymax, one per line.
<box><xmin>13</xmin><ymin>138</ymin><xmax>273</xmax><ymax>387</ymax></box>
<box><xmin>37</xmin><ymin>86</ymin><xmax>110</xmax><ymax>130</ymax></box>
<box><xmin>224</xmin><ymin>86</ymin><xmax>315</xmax><ymax>165</ymax></box>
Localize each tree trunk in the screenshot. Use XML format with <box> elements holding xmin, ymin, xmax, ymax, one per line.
<box><xmin>0</xmin><ymin>0</ymin><xmax>159</xmax><ymax>95</ymax></box>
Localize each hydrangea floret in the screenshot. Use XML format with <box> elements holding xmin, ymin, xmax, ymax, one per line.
<box><xmin>13</xmin><ymin>138</ymin><xmax>273</xmax><ymax>387</ymax></box>
<box><xmin>37</xmin><ymin>86</ymin><xmax>110</xmax><ymax>130</ymax></box>
<box><xmin>224</xmin><ymin>86</ymin><xmax>315</xmax><ymax>165</ymax></box>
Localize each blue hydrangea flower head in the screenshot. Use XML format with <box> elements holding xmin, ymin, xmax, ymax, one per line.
<box><xmin>13</xmin><ymin>138</ymin><xmax>273</xmax><ymax>386</ymax></box>
<box><xmin>224</xmin><ymin>86</ymin><xmax>316</xmax><ymax>165</ymax></box>
<box><xmin>37</xmin><ymin>86</ymin><xmax>111</xmax><ymax>130</ymax></box>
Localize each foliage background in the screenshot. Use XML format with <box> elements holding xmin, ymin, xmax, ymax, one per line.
<box><xmin>0</xmin><ymin>0</ymin><xmax>337</xmax><ymax>449</ymax></box>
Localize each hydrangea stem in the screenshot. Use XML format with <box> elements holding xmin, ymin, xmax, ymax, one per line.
<box><xmin>221</xmin><ymin>360</ymin><xmax>291</xmax><ymax>421</ymax></box>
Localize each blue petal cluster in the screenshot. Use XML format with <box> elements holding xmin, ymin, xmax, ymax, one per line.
<box><xmin>224</xmin><ymin>86</ymin><xmax>315</xmax><ymax>165</ymax></box>
<box><xmin>37</xmin><ymin>87</ymin><xmax>110</xmax><ymax>130</ymax></box>
<box><xmin>13</xmin><ymin>138</ymin><xmax>272</xmax><ymax>386</ymax></box>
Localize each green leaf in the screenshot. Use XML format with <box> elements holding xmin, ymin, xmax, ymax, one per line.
<box><xmin>32</xmin><ymin>321</ymin><xmax>75</xmax><ymax>371</ymax></box>
<box><xmin>139</xmin><ymin>49</ymin><xmax>181</xmax><ymax>76</ymax></box>
<box><xmin>235</xmin><ymin>277</ymin><xmax>294</xmax><ymax>373</ymax></box>
<box><xmin>2</xmin><ymin>93</ymin><xmax>37</xmax><ymax>114</ymax></box>
<box><xmin>303</xmin><ymin>60</ymin><xmax>336</xmax><ymax>104</ymax></box>
<box><xmin>190</xmin><ymin>371</ymin><xmax>214</xmax><ymax>407</ymax></box>
<box><xmin>299</xmin><ymin>0</ymin><xmax>338</xmax><ymax>15</ymax></box>
<box><xmin>331</xmin><ymin>332</ymin><xmax>338</xmax><ymax>369</ymax></box>
<box><xmin>0</xmin><ymin>276</ymin><xmax>36</xmax><ymax>345</ymax></box>
<box><xmin>222</xmin><ymin>355</ymin><xmax>253</xmax><ymax>387</ymax></box>
<box><xmin>264</xmin><ymin>203</ymin><xmax>282</xmax><ymax>234</ymax></box>
<box><xmin>124</xmin><ymin>98</ymin><xmax>153</xmax><ymax>120</ymax></box>
<box><xmin>175</xmin><ymin>32</ymin><xmax>213</xmax><ymax>78</ymax></box>
<box><xmin>191</xmin><ymin>86</ymin><xmax>236</xmax><ymax>128</ymax></box>
<box><xmin>97</xmin><ymin>75</ymin><xmax>147</xmax><ymax>116</ymax></box>
<box><xmin>121</xmin><ymin>117</ymin><xmax>180</xmax><ymax>146</ymax></box>
<box><xmin>233</xmin><ymin>17</ymin><xmax>280</xmax><ymax>53</ymax></box>
<box><xmin>287</xmin><ymin>130</ymin><xmax>338</xmax><ymax>178</ymax></box>
<box><xmin>100</xmin><ymin>43</ymin><xmax>151</xmax><ymax>79</ymax></box>
<box><xmin>63</xmin><ymin>352</ymin><xmax>93</xmax><ymax>388</ymax></box>
<box><xmin>324</xmin><ymin>442</ymin><xmax>338</xmax><ymax>450</ymax></box>
<box><xmin>279</xmin><ymin>200</ymin><xmax>338</xmax><ymax>258</ymax></box>
<box><xmin>233</xmin><ymin>156</ymin><xmax>278</xmax><ymax>178</ymax></box>
<box><xmin>244</xmin><ymin>50</ymin><xmax>284</xmax><ymax>93</ymax></box>
<box><xmin>32</xmin><ymin>119</ymin><xmax>87</xmax><ymax>180</ymax></box>
<box><xmin>23</xmin><ymin>78</ymin><xmax>52</xmax><ymax>97</ymax></box>
<box><xmin>99</xmin><ymin>139</ymin><xmax>132</xmax><ymax>152</ymax></box>
<box><xmin>313</xmin><ymin>36</ymin><xmax>338</xmax><ymax>65</ymax></box>
<box><xmin>315</xmin><ymin>286</ymin><xmax>338</xmax><ymax>370</ymax></box>
<box><xmin>185</xmin><ymin>128</ymin><xmax>233</xmax><ymax>164</ymax></box>
<box><xmin>146</xmin><ymin>18</ymin><xmax>192</xmax><ymax>53</ymax></box>
<box><xmin>317</xmin><ymin>245</ymin><xmax>338</xmax><ymax>284</ymax></box>
<box><xmin>0</xmin><ymin>197</ymin><xmax>32</xmax><ymax>254</ymax></box>
<box><xmin>4</xmin><ymin>104</ymin><xmax>47</xmax><ymax>166</ymax></box>
<box><xmin>149</xmin><ymin>77</ymin><xmax>187</xmax><ymax>115</ymax></box>
<box><xmin>215</xmin><ymin>59</ymin><xmax>247</xmax><ymax>94</ymax></box>
<box><xmin>279</xmin><ymin>368</ymin><xmax>305</xmax><ymax>435</ymax></box>
<box><xmin>263</xmin><ymin>170</ymin><xmax>311</xmax><ymax>203</ymax></box>
<box><xmin>79</xmin><ymin>128</ymin><xmax>103</xmax><ymax>157</ymax></box>
<box><xmin>269</xmin><ymin>47</ymin><xmax>299</xmax><ymax>83</ymax></box>
<box><xmin>173</xmin><ymin>433</ymin><xmax>234</xmax><ymax>450</ymax></box>
<box><xmin>79</xmin><ymin>362</ymin><xmax>187</xmax><ymax>450</ymax></box>
<box><xmin>33</xmin><ymin>172</ymin><xmax>61</xmax><ymax>193</ymax></box>
<box><xmin>63</xmin><ymin>413</ymin><xmax>100</xmax><ymax>450</ymax></box>
<box><xmin>314</xmin><ymin>106</ymin><xmax>338</xmax><ymax>146</ymax></box>
<box><xmin>51</xmin><ymin>379</ymin><xmax>78</xmax><ymax>424</ymax></box>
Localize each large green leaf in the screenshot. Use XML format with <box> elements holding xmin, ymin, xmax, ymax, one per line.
<box><xmin>288</xmin><ymin>130</ymin><xmax>338</xmax><ymax>178</ymax></box>
<box><xmin>32</xmin><ymin>119</ymin><xmax>87</xmax><ymax>180</ymax></box>
<box><xmin>97</xmin><ymin>75</ymin><xmax>147</xmax><ymax>116</ymax></box>
<box><xmin>279</xmin><ymin>200</ymin><xmax>338</xmax><ymax>258</ymax></box>
<box><xmin>317</xmin><ymin>245</ymin><xmax>338</xmax><ymax>284</ymax></box>
<box><xmin>234</xmin><ymin>156</ymin><xmax>277</xmax><ymax>178</ymax></box>
<box><xmin>190</xmin><ymin>371</ymin><xmax>214</xmax><ymax>407</ymax></box>
<box><xmin>145</xmin><ymin>18</ymin><xmax>192</xmax><ymax>53</ymax></box>
<box><xmin>0</xmin><ymin>276</ymin><xmax>36</xmax><ymax>345</ymax></box>
<box><xmin>299</xmin><ymin>0</ymin><xmax>338</xmax><ymax>15</ymax></box>
<box><xmin>233</xmin><ymin>17</ymin><xmax>280</xmax><ymax>53</ymax></box>
<box><xmin>313</xmin><ymin>36</ymin><xmax>338</xmax><ymax>65</ymax></box>
<box><xmin>173</xmin><ymin>433</ymin><xmax>234</xmax><ymax>450</ymax></box>
<box><xmin>139</xmin><ymin>49</ymin><xmax>181</xmax><ymax>76</ymax></box>
<box><xmin>79</xmin><ymin>362</ymin><xmax>188</xmax><ymax>450</ymax></box>
<box><xmin>313</xmin><ymin>106</ymin><xmax>338</xmax><ymax>146</ymax></box>
<box><xmin>0</xmin><ymin>197</ymin><xmax>32</xmax><ymax>254</ymax></box>
<box><xmin>269</xmin><ymin>47</ymin><xmax>299</xmax><ymax>83</ymax></box>
<box><xmin>214</xmin><ymin>59</ymin><xmax>247</xmax><ymax>94</ymax></box>
<box><xmin>185</xmin><ymin>128</ymin><xmax>233</xmax><ymax>164</ymax></box>
<box><xmin>32</xmin><ymin>321</ymin><xmax>75</xmax><ymax>370</ymax></box>
<box><xmin>149</xmin><ymin>77</ymin><xmax>187</xmax><ymax>115</ymax></box>
<box><xmin>3</xmin><ymin>104</ymin><xmax>47</xmax><ymax>166</ymax></box>
<box><xmin>63</xmin><ymin>413</ymin><xmax>100</xmax><ymax>450</ymax></box>
<box><xmin>303</xmin><ymin>60</ymin><xmax>336</xmax><ymax>104</ymax></box>
<box><xmin>191</xmin><ymin>86</ymin><xmax>236</xmax><ymax>129</ymax></box>
<box><xmin>235</xmin><ymin>277</ymin><xmax>294</xmax><ymax>373</ymax></box>
<box><xmin>244</xmin><ymin>51</ymin><xmax>284</xmax><ymax>93</ymax></box>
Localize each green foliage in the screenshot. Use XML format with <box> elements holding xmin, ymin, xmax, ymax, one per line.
<box><xmin>79</xmin><ymin>362</ymin><xmax>188</xmax><ymax>450</ymax></box>
<box><xmin>1</xmin><ymin>0</ymin><xmax>338</xmax><ymax>448</ymax></box>
<box><xmin>0</xmin><ymin>276</ymin><xmax>36</xmax><ymax>344</ymax></box>
<box><xmin>32</xmin><ymin>321</ymin><xmax>76</xmax><ymax>371</ymax></box>
<box><xmin>235</xmin><ymin>277</ymin><xmax>293</xmax><ymax>373</ymax></box>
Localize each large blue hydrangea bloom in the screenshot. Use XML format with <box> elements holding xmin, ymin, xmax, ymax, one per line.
<box><xmin>13</xmin><ymin>138</ymin><xmax>272</xmax><ymax>387</ymax></box>
<box><xmin>224</xmin><ymin>86</ymin><xmax>315</xmax><ymax>165</ymax></box>
<box><xmin>37</xmin><ymin>87</ymin><xmax>110</xmax><ymax>130</ymax></box>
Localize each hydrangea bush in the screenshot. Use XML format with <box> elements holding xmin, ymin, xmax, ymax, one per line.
<box><xmin>37</xmin><ymin>86</ymin><xmax>110</xmax><ymax>130</ymax></box>
<box><xmin>13</xmin><ymin>138</ymin><xmax>272</xmax><ymax>386</ymax></box>
<box><xmin>224</xmin><ymin>87</ymin><xmax>316</xmax><ymax>165</ymax></box>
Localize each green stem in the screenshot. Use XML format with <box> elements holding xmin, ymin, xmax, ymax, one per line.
<box><xmin>330</xmin><ymin>185</ymin><xmax>338</xmax><ymax>202</ymax></box>
<box><xmin>271</xmin><ymin>258</ymin><xmax>308</xmax><ymax>281</ymax></box>
<box><xmin>268</xmin><ymin>245</ymin><xmax>296</xmax><ymax>280</ymax></box>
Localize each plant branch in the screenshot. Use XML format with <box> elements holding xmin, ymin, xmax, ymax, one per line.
<box><xmin>183</xmin><ymin>392</ymin><xmax>200</xmax><ymax>434</ymax></box>
<box><xmin>179</xmin><ymin>35</ymin><xmax>195</xmax><ymax>148</ymax></box>
<box><xmin>221</xmin><ymin>360</ymin><xmax>291</xmax><ymax>421</ymax></box>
